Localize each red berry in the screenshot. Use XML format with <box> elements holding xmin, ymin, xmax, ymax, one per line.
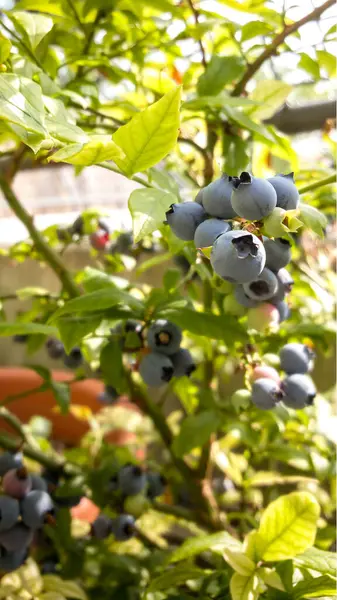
<box><xmin>2</xmin><ymin>467</ymin><xmax>32</xmax><ymax>499</ymax></box>
<box><xmin>250</xmin><ymin>365</ymin><xmax>281</xmax><ymax>385</ymax></box>
<box><xmin>90</xmin><ymin>231</ymin><xmax>109</xmax><ymax>250</ymax></box>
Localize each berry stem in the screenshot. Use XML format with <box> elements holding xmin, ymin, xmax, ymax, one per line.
<box><xmin>298</xmin><ymin>173</ymin><xmax>336</xmax><ymax>194</ymax></box>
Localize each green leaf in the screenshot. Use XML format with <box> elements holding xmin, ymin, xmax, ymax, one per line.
<box><xmin>129</xmin><ymin>188</ymin><xmax>177</xmax><ymax>243</ymax></box>
<box><xmin>39</xmin><ymin>593</ymin><xmax>66</xmax><ymax>600</ymax></box>
<box><xmin>50</xmin><ymin>381</ymin><xmax>70</xmax><ymax>415</ymax></box>
<box><xmin>223</xmin><ymin>105</ymin><xmax>275</xmax><ymax>144</ymax></box>
<box><xmin>247</xmin><ymin>80</ymin><xmax>292</xmax><ymax>120</ymax></box>
<box><xmin>298</xmin><ymin>53</ymin><xmax>320</xmax><ymax>80</ymax></box>
<box><xmin>49</xmin><ymin>139</ymin><xmax>125</xmax><ymax>166</ymax></box>
<box><xmin>317</xmin><ymin>50</ymin><xmax>337</xmax><ymax>77</ymax></box>
<box><xmin>50</xmin><ymin>289</ymin><xmax>144</xmax><ymax>321</ymax></box>
<box><xmin>258</xmin><ymin>567</ymin><xmax>285</xmax><ymax>592</ymax></box>
<box><xmin>229</xmin><ymin>572</ymin><xmax>260</xmax><ymax>600</ymax></box>
<box><xmin>240</xmin><ymin>21</ymin><xmax>273</xmax><ymax>42</ymax></box>
<box><xmin>10</xmin><ymin>11</ymin><xmax>54</xmax><ymax>49</ymax></box>
<box><xmin>158</xmin><ymin>307</ymin><xmax>246</xmax><ymax>343</ymax></box>
<box><xmin>299</xmin><ymin>202</ymin><xmax>328</xmax><ymax>238</ymax></box>
<box><xmin>80</xmin><ymin>267</ymin><xmax>130</xmax><ymax>293</ymax></box>
<box><xmin>148</xmin><ymin>563</ymin><xmax>206</xmax><ymax>593</ymax></box>
<box><xmin>293</xmin><ymin>575</ymin><xmax>337</xmax><ymax>599</ymax></box>
<box><xmin>255</xmin><ymin>492</ymin><xmax>320</xmax><ymax>561</ymax></box>
<box><xmin>184</xmin><ymin>94</ymin><xmax>258</xmax><ymax>111</ymax></box>
<box><xmin>169</xmin><ymin>531</ymin><xmax>242</xmax><ymax>563</ymax></box>
<box><xmin>293</xmin><ymin>547</ymin><xmax>337</xmax><ymax>577</ymax></box>
<box><xmin>57</xmin><ymin>315</ymin><xmax>101</xmax><ymax>353</ymax></box>
<box><xmin>112</xmin><ymin>86</ymin><xmax>181</xmax><ymax>176</ymax></box>
<box><xmin>43</xmin><ymin>576</ymin><xmax>87</xmax><ymax>600</ymax></box>
<box><xmin>14</xmin><ymin>0</ymin><xmax>66</xmax><ymax>16</ymax></box>
<box><xmin>100</xmin><ymin>340</ymin><xmax>123</xmax><ymax>390</ymax></box>
<box><xmin>0</xmin><ymin>35</ymin><xmax>11</xmax><ymax>63</ymax></box>
<box><xmin>223</xmin><ymin>550</ymin><xmax>256</xmax><ymax>576</ymax></box>
<box><xmin>197</xmin><ymin>56</ymin><xmax>244</xmax><ymax>96</ymax></box>
<box><xmin>0</xmin><ymin>74</ymin><xmax>48</xmax><ymax>137</ymax></box>
<box><xmin>172</xmin><ymin>410</ymin><xmax>221</xmax><ymax>457</ymax></box>
<box><xmin>0</xmin><ymin>322</ymin><xmax>57</xmax><ymax>336</ymax></box>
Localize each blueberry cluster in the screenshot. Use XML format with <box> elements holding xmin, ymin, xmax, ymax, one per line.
<box><xmin>0</xmin><ymin>452</ymin><xmax>55</xmax><ymax>573</ymax></box>
<box><xmin>46</xmin><ymin>338</ymin><xmax>83</xmax><ymax>369</ymax></box>
<box><xmin>57</xmin><ymin>217</ymin><xmax>110</xmax><ymax>251</ymax></box>
<box><xmin>139</xmin><ymin>320</ymin><xmax>196</xmax><ymax>387</ymax></box>
<box><xmin>248</xmin><ymin>342</ymin><xmax>316</xmax><ymax>410</ymax></box>
<box><xmin>91</xmin><ymin>466</ymin><xmax>166</xmax><ymax>542</ymax></box>
<box><xmin>166</xmin><ymin>172</ymin><xmax>299</xmax><ymax>324</ymax></box>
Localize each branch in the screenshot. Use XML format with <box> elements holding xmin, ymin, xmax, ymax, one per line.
<box><xmin>231</xmin><ymin>0</ymin><xmax>335</xmax><ymax>96</ymax></box>
<box><xmin>98</xmin><ymin>161</ymin><xmax>153</xmax><ymax>188</ymax></box>
<box><xmin>0</xmin><ymin>429</ymin><xmax>68</xmax><ymax>472</ymax></box>
<box><xmin>0</xmin><ymin>176</ymin><xmax>81</xmax><ymax>298</ymax></box>
<box><xmin>298</xmin><ymin>173</ymin><xmax>336</xmax><ymax>194</ymax></box>
<box><xmin>186</xmin><ymin>0</ymin><xmax>207</xmax><ymax>68</ymax></box>
<box><xmin>265</xmin><ymin>100</ymin><xmax>336</xmax><ymax>134</ymax></box>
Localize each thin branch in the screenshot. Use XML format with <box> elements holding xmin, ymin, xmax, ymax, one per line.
<box><xmin>231</xmin><ymin>0</ymin><xmax>335</xmax><ymax>96</ymax></box>
<box><xmin>186</xmin><ymin>0</ymin><xmax>207</xmax><ymax>68</ymax></box>
<box><xmin>0</xmin><ymin>384</ymin><xmax>47</xmax><ymax>408</ymax></box>
<box><xmin>0</xmin><ymin>176</ymin><xmax>81</xmax><ymax>298</ymax></box>
<box><xmin>64</xmin><ymin>0</ymin><xmax>86</xmax><ymax>33</ymax></box>
<box><xmin>0</xmin><ymin>18</ymin><xmax>44</xmax><ymax>71</ymax></box>
<box><xmin>98</xmin><ymin>161</ymin><xmax>153</xmax><ymax>188</ymax></box>
<box><xmin>298</xmin><ymin>173</ymin><xmax>336</xmax><ymax>194</ymax></box>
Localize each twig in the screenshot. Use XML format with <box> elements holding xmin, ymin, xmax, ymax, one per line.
<box><xmin>231</xmin><ymin>0</ymin><xmax>335</xmax><ymax>96</ymax></box>
<box><xmin>0</xmin><ymin>176</ymin><xmax>81</xmax><ymax>298</ymax></box>
<box><xmin>98</xmin><ymin>161</ymin><xmax>153</xmax><ymax>188</ymax></box>
<box><xmin>64</xmin><ymin>0</ymin><xmax>86</xmax><ymax>33</ymax></box>
<box><xmin>0</xmin><ymin>18</ymin><xmax>44</xmax><ymax>71</ymax></box>
<box><xmin>186</xmin><ymin>0</ymin><xmax>207</xmax><ymax>68</ymax></box>
<box><xmin>0</xmin><ymin>384</ymin><xmax>47</xmax><ymax>408</ymax></box>
<box><xmin>298</xmin><ymin>173</ymin><xmax>336</xmax><ymax>194</ymax></box>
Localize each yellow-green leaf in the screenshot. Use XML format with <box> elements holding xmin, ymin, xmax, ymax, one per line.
<box><xmin>258</xmin><ymin>568</ymin><xmax>285</xmax><ymax>591</ymax></box>
<box><xmin>229</xmin><ymin>572</ymin><xmax>260</xmax><ymax>600</ymax></box>
<box><xmin>0</xmin><ymin>35</ymin><xmax>11</xmax><ymax>63</ymax></box>
<box><xmin>10</xmin><ymin>11</ymin><xmax>54</xmax><ymax>49</ymax></box>
<box><xmin>39</xmin><ymin>594</ymin><xmax>66</xmax><ymax>600</ymax></box>
<box><xmin>50</xmin><ymin>138</ymin><xmax>125</xmax><ymax>166</ymax></box>
<box><xmin>0</xmin><ymin>73</ymin><xmax>47</xmax><ymax>136</ymax></box>
<box><xmin>112</xmin><ymin>86</ymin><xmax>181</xmax><ymax>176</ymax></box>
<box><xmin>247</xmin><ymin>80</ymin><xmax>291</xmax><ymax>120</ymax></box>
<box><xmin>299</xmin><ymin>202</ymin><xmax>328</xmax><ymax>238</ymax></box>
<box><xmin>223</xmin><ymin>550</ymin><xmax>256</xmax><ymax>576</ymax></box>
<box><xmin>43</xmin><ymin>576</ymin><xmax>87</xmax><ymax>600</ymax></box>
<box><xmin>128</xmin><ymin>188</ymin><xmax>177</xmax><ymax>243</ymax></box>
<box><xmin>255</xmin><ymin>492</ymin><xmax>320</xmax><ymax>561</ymax></box>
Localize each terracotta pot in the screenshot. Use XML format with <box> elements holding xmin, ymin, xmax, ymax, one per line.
<box><xmin>0</xmin><ymin>367</ymin><xmax>140</xmax><ymax>446</ymax></box>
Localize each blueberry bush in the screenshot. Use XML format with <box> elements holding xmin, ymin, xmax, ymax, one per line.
<box><xmin>0</xmin><ymin>0</ymin><xmax>336</xmax><ymax>598</ymax></box>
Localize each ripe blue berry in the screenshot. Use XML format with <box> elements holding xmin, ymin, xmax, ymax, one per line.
<box><xmin>275</xmin><ymin>301</ymin><xmax>290</xmax><ymax>323</ymax></box>
<box><xmin>194</xmin><ymin>218</ymin><xmax>230</xmax><ymax>248</ymax></box>
<box><xmin>91</xmin><ymin>514</ymin><xmax>113</xmax><ymax>539</ymax></box>
<box><xmin>243</xmin><ymin>268</ymin><xmax>279</xmax><ymax>301</ymax></box>
<box><xmin>171</xmin><ymin>348</ymin><xmax>196</xmax><ymax>377</ymax></box>
<box><xmin>146</xmin><ymin>473</ymin><xmax>166</xmax><ymax>500</ymax></box>
<box><xmin>210</xmin><ymin>230</ymin><xmax>266</xmax><ymax>283</ymax></box>
<box><xmin>2</xmin><ymin>468</ymin><xmax>32</xmax><ymax>499</ymax></box>
<box><xmin>0</xmin><ymin>547</ymin><xmax>27</xmax><ymax>572</ymax></box>
<box><xmin>194</xmin><ymin>188</ymin><xmax>204</xmax><ymax>205</ymax></box>
<box><xmin>251</xmin><ymin>378</ymin><xmax>283</xmax><ymax>409</ymax></box>
<box><xmin>281</xmin><ymin>374</ymin><xmax>316</xmax><ymax>408</ymax></box>
<box><xmin>21</xmin><ymin>490</ymin><xmax>54</xmax><ymax>529</ymax></box>
<box><xmin>139</xmin><ymin>353</ymin><xmax>174</xmax><ymax>387</ymax></box>
<box><xmin>270</xmin><ymin>268</ymin><xmax>294</xmax><ymax>303</ymax></box>
<box><xmin>98</xmin><ymin>385</ymin><xmax>119</xmax><ymax>404</ymax></box>
<box><xmin>0</xmin><ymin>452</ymin><xmax>23</xmax><ymax>477</ymax></box>
<box><xmin>231</xmin><ymin>172</ymin><xmax>277</xmax><ymax>220</ymax></box>
<box><xmin>46</xmin><ymin>338</ymin><xmax>65</xmax><ymax>360</ymax></box>
<box><xmin>147</xmin><ymin>320</ymin><xmax>182</xmax><ymax>356</ymax></box>
<box><xmin>280</xmin><ymin>343</ymin><xmax>314</xmax><ymax>375</ymax></box>
<box><xmin>234</xmin><ymin>285</ymin><xmax>260</xmax><ymax>308</ymax></box>
<box><xmin>267</xmin><ymin>173</ymin><xmax>299</xmax><ymax>210</ymax></box>
<box><xmin>165</xmin><ymin>202</ymin><xmax>206</xmax><ymax>241</ymax></box>
<box><xmin>201</xmin><ymin>175</ymin><xmax>237</xmax><ymax>219</ymax></box>
<box><xmin>0</xmin><ymin>496</ymin><xmax>20</xmax><ymax>532</ymax></box>
<box><xmin>117</xmin><ymin>465</ymin><xmax>147</xmax><ymax>496</ymax></box>
<box><xmin>63</xmin><ymin>347</ymin><xmax>83</xmax><ymax>369</ymax></box>
<box><xmin>30</xmin><ymin>474</ymin><xmax>48</xmax><ymax>492</ymax></box>
<box><xmin>0</xmin><ymin>523</ymin><xmax>33</xmax><ymax>552</ymax></box>
<box><xmin>264</xmin><ymin>237</ymin><xmax>292</xmax><ymax>272</ymax></box>
<box><xmin>111</xmin><ymin>514</ymin><xmax>135</xmax><ymax>541</ymax></box>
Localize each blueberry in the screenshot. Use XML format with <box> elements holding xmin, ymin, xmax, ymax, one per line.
<box><xmin>264</xmin><ymin>237</ymin><xmax>292</xmax><ymax>272</ymax></box>
<box><xmin>231</xmin><ymin>172</ymin><xmax>277</xmax><ymax>221</ymax></box>
<box><xmin>281</xmin><ymin>373</ymin><xmax>316</xmax><ymax>409</ymax></box>
<box><xmin>90</xmin><ymin>231</ymin><xmax>109</xmax><ymax>250</ymax></box>
<box><xmin>146</xmin><ymin>472</ymin><xmax>167</xmax><ymax>500</ymax></box>
<box><xmin>41</xmin><ymin>558</ymin><xmax>58</xmax><ymax>574</ymax></box>
<box><xmin>251</xmin><ymin>378</ymin><xmax>283</xmax><ymax>409</ymax></box>
<box><xmin>139</xmin><ymin>353</ymin><xmax>174</xmax><ymax>387</ymax></box>
<box><xmin>0</xmin><ymin>547</ymin><xmax>28</xmax><ymax>572</ymax></box>
<box><xmin>117</xmin><ymin>465</ymin><xmax>147</xmax><ymax>496</ymax></box>
<box><xmin>21</xmin><ymin>490</ymin><xmax>54</xmax><ymax>529</ymax></box>
<box><xmin>0</xmin><ymin>496</ymin><xmax>20</xmax><ymax>533</ymax></box>
<box><xmin>110</xmin><ymin>231</ymin><xmax>134</xmax><ymax>255</ymax></box>
<box><xmin>56</xmin><ymin>227</ymin><xmax>71</xmax><ymax>242</ymax></box>
<box><xmin>267</xmin><ymin>173</ymin><xmax>299</xmax><ymax>210</ymax></box>
<box><xmin>147</xmin><ymin>320</ymin><xmax>182</xmax><ymax>356</ymax></box>
<box><xmin>13</xmin><ymin>334</ymin><xmax>29</xmax><ymax>343</ymax></box>
<box><xmin>280</xmin><ymin>343</ymin><xmax>314</xmax><ymax>375</ymax></box>
<box><xmin>234</xmin><ymin>285</ymin><xmax>260</xmax><ymax>308</ymax></box>
<box><xmin>194</xmin><ymin>218</ymin><xmax>230</xmax><ymax>248</ymax></box>
<box><xmin>275</xmin><ymin>301</ymin><xmax>290</xmax><ymax>323</ymax></box>
<box><xmin>247</xmin><ymin>303</ymin><xmax>280</xmax><ymax>333</ymax></box>
<box><xmin>194</xmin><ymin>188</ymin><xmax>204</xmax><ymax>205</ymax></box>
<box><xmin>98</xmin><ymin>385</ymin><xmax>119</xmax><ymax>404</ymax></box>
<box><xmin>69</xmin><ymin>216</ymin><xmax>84</xmax><ymax>236</ymax></box>
<box><xmin>91</xmin><ymin>514</ymin><xmax>113</xmax><ymax>540</ymax></box>
<box><xmin>63</xmin><ymin>347</ymin><xmax>83</xmax><ymax>369</ymax></box>
<box><xmin>210</xmin><ymin>230</ymin><xmax>266</xmax><ymax>283</ymax></box>
<box><xmin>243</xmin><ymin>268</ymin><xmax>279</xmax><ymax>301</ymax></box>
<box><xmin>46</xmin><ymin>338</ymin><xmax>65</xmax><ymax>360</ymax></box>
<box><xmin>2</xmin><ymin>467</ymin><xmax>32</xmax><ymax>499</ymax></box>
<box><xmin>0</xmin><ymin>523</ymin><xmax>33</xmax><ymax>552</ymax></box>
<box><xmin>165</xmin><ymin>202</ymin><xmax>206</xmax><ymax>241</ymax></box>
<box><xmin>170</xmin><ymin>348</ymin><xmax>196</xmax><ymax>377</ymax></box>
<box><xmin>110</xmin><ymin>514</ymin><xmax>135</xmax><ymax>541</ymax></box>
<box><xmin>201</xmin><ymin>174</ymin><xmax>237</xmax><ymax>219</ymax></box>
<box><xmin>30</xmin><ymin>474</ymin><xmax>48</xmax><ymax>493</ymax></box>
<box><xmin>250</xmin><ymin>365</ymin><xmax>281</xmax><ymax>385</ymax></box>
<box><xmin>0</xmin><ymin>452</ymin><xmax>23</xmax><ymax>477</ymax></box>
<box><xmin>270</xmin><ymin>268</ymin><xmax>294</xmax><ymax>303</ymax></box>
<box><xmin>112</xmin><ymin>319</ymin><xmax>143</xmax><ymax>351</ymax></box>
